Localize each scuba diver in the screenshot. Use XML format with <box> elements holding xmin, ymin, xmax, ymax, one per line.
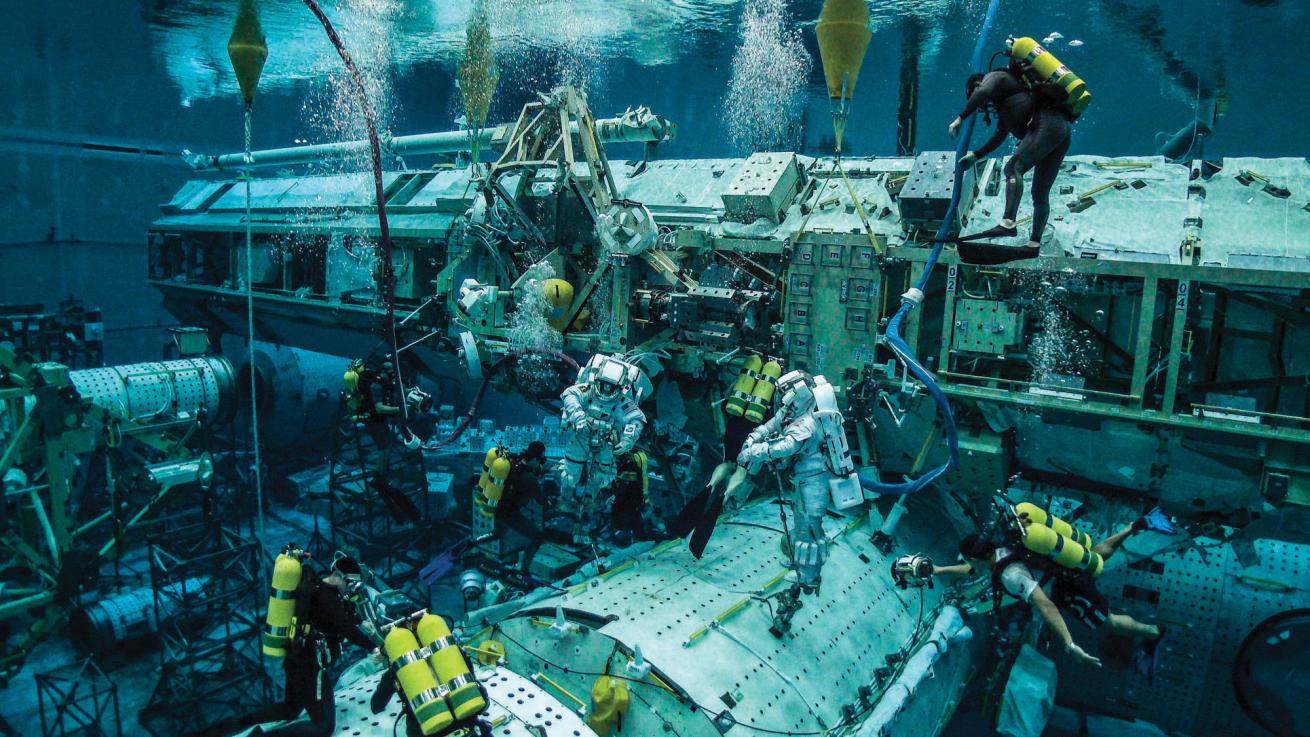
<box><xmin>934</xmin><ymin>507</ymin><xmax>1176</xmax><ymax>680</ymax></box>
<box><xmin>489</xmin><ymin>441</ymin><xmax>572</xmax><ymax>573</ymax></box>
<box><xmin>194</xmin><ymin>556</ymin><xmax>382</xmax><ymax>737</ymax></box>
<box><xmin>343</xmin><ymin>358</ymin><xmax>419</xmax><ymax>523</ymax></box>
<box><xmin>608</xmin><ymin>450</ymin><xmax>653</xmax><ymax>546</ymax></box>
<box><xmin>948</xmin><ymin>38</ymin><xmax>1081</xmax><ymax>253</ymax></box>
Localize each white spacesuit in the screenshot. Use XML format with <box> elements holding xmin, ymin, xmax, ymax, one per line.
<box><xmin>737</xmin><ymin>371</ymin><xmax>861</xmax><ymax>589</ymax></box>
<box><xmin>560</xmin><ymin>354</ymin><xmax>649</xmax><ymax>498</ymax></box>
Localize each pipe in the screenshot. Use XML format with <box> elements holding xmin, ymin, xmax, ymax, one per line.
<box><xmin>862</xmin><ymin>0</ymin><xmax>1001</xmax><ymax>497</ymax></box>
<box><xmin>28</xmin><ymin>487</ymin><xmax>60</xmax><ymax>568</ymax></box>
<box><xmin>558</xmin><ymin>540</ymin><xmax>657</xmax><ymax>588</ymax></box>
<box><xmin>187</xmin><ymin>110</ymin><xmax>676</xmax><ymax>172</ymax></box>
<box><xmin>854</xmin><ymin>605</ymin><xmax>972</xmax><ymax>736</ymax></box>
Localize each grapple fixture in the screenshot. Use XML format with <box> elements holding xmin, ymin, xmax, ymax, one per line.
<box><xmin>227</xmin><ymin>0</ymin><xmax>268</xmax><ymax>106</ymax></box>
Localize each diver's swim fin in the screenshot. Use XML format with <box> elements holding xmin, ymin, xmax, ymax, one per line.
<box><xmin>954</xmin><ymin>241</ymin><xmax>1042</xmax><ymax>266</ymax></box>
<box><xmin>669</xmin><ymin>486</ymin><xmax>711</xmax><ymax>539</ymax></box>
<box><xmin>420</xmin><ymin>539</ymin><xmax>471</xmax><ymax>584</ymax></box>
<box><xmin>687</xmin><ymin>491</ymin><xmax>726</xmax><ymax>559</ymax></box>
<box><xmin>960</xmin><ymin>224</ymin><xmax>1019</xmax><ymax>241</ymax></box>
<box><xmin>376</xmin><ymin>478</ymin><xmax>421</xmax><ymax>523</ymax></box>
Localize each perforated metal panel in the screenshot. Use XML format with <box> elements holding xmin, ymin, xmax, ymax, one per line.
<box><xmin>494</xmin><ymin>497</ymin><xmax>974</xmax><ymax>737</ymax></box>
<box><xmin>1055</xmin><ymin>537</ymin><xmax>1310</xmax><ymax>735</ymax></box>
<box><xmin>70</xmin><ymin>356</ymin><xmax>235</xmax><ymax>423</ymax></box>
<box><xmin>330</xmin><ymin>663</ymin><xmax>597</xmax><ymax>737</ymax></box>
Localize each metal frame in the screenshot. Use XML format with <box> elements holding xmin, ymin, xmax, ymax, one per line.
<box><xmin>35</xmin><ymin>657</ymin><xmax>122</xmax><ymax>737</ymax></box>
<box><xmin>139</xmin><ymin>526</ymin><xmax>270</xmax><ymax>737</ymax></box>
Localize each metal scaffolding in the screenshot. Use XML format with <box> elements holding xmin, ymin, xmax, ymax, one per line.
<box><xmin>323</xmin><ymin>405</ymin><xmax>434</xmax><ymax>609</ymax></box>
<box><xmin>35</xmin><ymin>657</ymin><xmax>122</xmax><ymax>737</ymax></box>
<box><xmin>138</xmin><ymin>526</ymin><xmax>270</xmax><ymax>737</ymax></box>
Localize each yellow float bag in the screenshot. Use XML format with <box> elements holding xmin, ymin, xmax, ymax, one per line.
<box><xmin>544</xmin><ymin>278</ymin><xmax>575</xmax><ymax>331</ymax></box>
<box><xmin>587</xmin><ymin>675</ymin><xmax>630</xmax><ymax>736</ymax></box>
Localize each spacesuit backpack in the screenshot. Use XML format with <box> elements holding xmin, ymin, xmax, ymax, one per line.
<box><xmin>810</xmin><ymin>377</ymin><xmax>863</xmax><ymax>510</ymax></box>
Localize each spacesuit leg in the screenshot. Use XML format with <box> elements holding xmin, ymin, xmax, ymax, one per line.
<box><xmin>561</xmin><ymin>435</ymin><xmax>588</xmax><ymax>492</ymax></box>
<box><xmin>790</xmin><ymin>477</ymin><xmax>829</xmax><ymax>588</ymax></box>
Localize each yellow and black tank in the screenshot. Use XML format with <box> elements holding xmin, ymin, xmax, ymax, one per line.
<box><xmin>1015</xmin><ymin>502</ymin><xmax>1103</xmax><ymax>577</ymax></box>
<box><xmin>384</xmin><ymin>626</ymin><xmax>455</xmax><ymax>735</ymax></box>
<box><xmin>724</xmin><ymin>354</ymin><xmax>763</xmax><ymax>418</ymax></box>
<box><xmin>262</xmin><ymin>549</ymin><xmax>304</xmax><ymax>658</ymax></box>
<box><xmin>416</xmin><ymin>613</ymin><xmax>488</xmax><ymax>721</ymax></box>
<box><xmin>744</xmin><ymin>360</ymin><xmax>782</xmax><ymax>424</ymax></box>
<box><xmin>1008</xmin><ymin>37</ymin><xmax>1092</xmax><ymax>117</ymax></box>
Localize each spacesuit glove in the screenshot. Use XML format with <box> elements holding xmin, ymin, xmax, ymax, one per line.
<box><xmin>1065</xmin><ymin>642</ymin><xmax>1102</xmax><ymax>668</ymax></box>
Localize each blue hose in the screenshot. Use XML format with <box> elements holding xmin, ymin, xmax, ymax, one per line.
<box><xmin>861</xmin><ymin>0</ymin><xmax>1002</xmax><ymax>496</ymax></box>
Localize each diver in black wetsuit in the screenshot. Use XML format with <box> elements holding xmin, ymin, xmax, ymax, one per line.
<box><xmin>949</xmin><ymin>61</ymin><xmax>1073</xmax><ymax>251</ymax></box>
<box><xmin>190</xmin><ymin>558</ymin><xmax>381</xmax><ymax>737</ymax></box>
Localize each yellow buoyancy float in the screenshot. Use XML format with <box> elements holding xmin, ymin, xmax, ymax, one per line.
<box><xmin>1008</xmin><ymin>37</ymin><xmax>1092</xmax><ymax>117</ymax></box>
<box><xmin>815</xmin><ymin>0</ymin><xmax>872</xmax><ymax>102</ymax></box>
<box><xmin>724</xmin><ymin>354</ymin><xmax>763</xmax><ymax>418</ymax></box>
<box><xmin>384</xmin><ymin>626</ymin><xmax>455</xmax><ymax>735</ymax></box>
<box><xmin>1015</xmin><ymin>502</ymin><xmax>1094</xmax><ymax>549</ymax></box>
<box><xmin>416</xmin><ymin>614</ymin><xmax>487</xmax><ymax>721</ymax></box>
<box><xmin>744</xmin><ymin>360</ymin><xmax>783</xmax><ymax>423</ymax></box>
<box><xmin>544</xmin><ymin>278</ymin><xmax>575</xmax><ymax>331</ymax></box>
<box><xmin>262</xmin><ymin>550</ymin><xmax>303</xmax><ymax>657</ymax></box>
<box><xmin>587</xmin><ymin>675</ymin><xmax>631</xmax><ymax>736</ymax></box>
<box><xmin>227</xmin><ymin>0</ymin><xmax>268</xmax><ymax>107</ymax></box>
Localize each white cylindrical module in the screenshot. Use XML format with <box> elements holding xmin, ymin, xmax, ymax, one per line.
<box><xmin>70</xmin><ymin>357</ymin><xmax>236</xmax><ymax>424</ymax></box>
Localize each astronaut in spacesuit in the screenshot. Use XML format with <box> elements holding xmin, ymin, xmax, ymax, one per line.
<box><xmin>559</xmin><ymin>354</ymin><xmax>649</xmax><ymax>530</ymax></box>
<box><xmin>737</xmin><ymin>371</ymin><xmax>862</xmax><ymax>591</ymax></box>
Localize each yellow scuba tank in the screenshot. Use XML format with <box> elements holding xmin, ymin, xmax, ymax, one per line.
<box><xmin>262</xmin><ymin>549</ymin><xmax>304</xmax><ymax>657</ymax></box>
<box><xmin>481</xmin><ymin>455</ymin><xmax>512</xmax><ymax>516</ymax></box>
<box><xmin>343</xmin><ymin>360</ymin><xmax>365</xmax><ymax>418</ymax></box>
<box><xmin>744</xmin><ymin>360</ymin><xmax>783</xmax><ymax>423</ymax></box>
<box><xmin>1020</xmin><ymin>519</ymin><xmax>1104</xmax><ymax>577</ymax></box>
<box><xmin>619</xmin><ymin>451</ymin><xmax>650</xmax><ymax>499</ymax></box>
<box><xmin>475</xmin><ymin>447</ymin><xmax>506</xmax><ymax>518</ymax></box>
<box><xmin>1008</xmin><ymin>37</ymin><xmax>1092</xmax><ymax>117</ymax></box>
<box><xmin>724</xmin><ymin>354</ymin><xmax>763</xmax><ymax>418</ymax></box>
<box><xmin>1015</xmin><ymin>502</ymin><xmax>1094</xmax><ymax>549</ymax></box>
<box><xmin>544</xmin><ymin>278</ymin><xmax>575</xmax><ymax>331</ymax></box>
<box><xmin>587</xmin><ymin>675</ymin><xmax>630</xmax><ymax>736</ymax></box>
<box><xmin>384</xmin><ymin>626</ymin><xmax>455</xmax><ymax>735</ymax></box>
<box><xmin>416</xmin><ymin>614</ymin><xmax>487</xmax><ymax>721</ymax></box>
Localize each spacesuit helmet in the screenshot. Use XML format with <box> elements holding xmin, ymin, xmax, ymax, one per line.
<box><xmin>591</xmin><ymin>356</ymin><xmax>629</xmax><ymax>400</ymax></box>
<box><xmin>775</xmin><ymin>370</ymin><xmax>816</xmax><ymax>418</ymax></box>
